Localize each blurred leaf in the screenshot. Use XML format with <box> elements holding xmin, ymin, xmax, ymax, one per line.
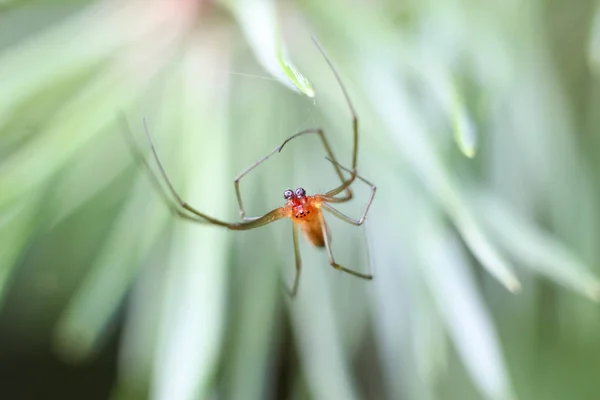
<box><xmin>0</xmin><ymin>0</ymin><xmax>179</xmax><ymax>126</ymax></box>
<box><xmin>473</xmin><ymin>191</ymin><xmax>600</xmax><ymax>302</ymax></box>
<box><xmin>418</xmin><ymin>210</ymin><xmax>515</xmax><ymax>400</ymax></box>
<box><xmin>0</xmin><ymin>200</ymin><xmax>37</xmax><ymax>300</ymax></box>
<box><xmin>149</xmin><ymin>32</ymin><xmax>232</xmax><ymax>400</ymax></box>
<box><xmin>289</xmin><ymin>249</ymin><xmax>361</xmax><ymax>400</ymax></box>
<box><xmin>450</xmin><ymin>84</ymin><xmax>477</xmax><ymax>158</ymax></box>
<box><xmin>111</xmin><ymin>255</ymin><xmax>167</xmax><ymax>400</ymax></box>
<box><xmin>363</xmin><ymin>60</ymin><xmax>521</xmax><ymax>293</ymax></box>
<box><xmin>0</xmin><ymin>23</ymin><xmax>189</xmax><ymax>211</ymax></box>
<box><xmin>587</xmin><ymin>5</ymin><xmax>600</xmax><ymax>73</ymax></box>
<box><xmin>53</xmin><ymin>171</ymin><xmax>171</xmax><ymax>361</ymax></box>
<box><xmin>221</xmin><ymin>0</ymin><xmax>314</xmax><ymax>97</ymax></box>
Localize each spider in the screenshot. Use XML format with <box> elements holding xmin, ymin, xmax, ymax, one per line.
<box><xmin>122</xmin><ymin>37</ymin><xmax>376</xmax><ymax>296</ymax></box>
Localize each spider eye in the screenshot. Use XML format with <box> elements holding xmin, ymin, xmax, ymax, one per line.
<box><xmin>295</xmin><ymin>187</ymin><xmax>306</xmax><ymax>197</ymax></box>
<box><xmin>284</xmin><ymin>189</ymin><xmax>294</xmax><ymax>199</ymax></box>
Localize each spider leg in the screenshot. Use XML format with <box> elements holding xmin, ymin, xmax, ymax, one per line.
<box><xmin>277</xmin><ymin>128</ymin><xmax>355</xmax><ymax>199</ymax></box>
<box><xmin>233</xmin><ymin>143</ymin><xmax>284</xmax><ymax>222</ymax></box>
<box><xmin>121</xmin><ymin>115</ymin><xmax>288</xmax><ymax>231</ymax></box>
<box><xmin>235</xmin><ymin>38</ymin><xmax>362</xmax><ymax>219</ymax></box>
<box><xmin>288</xmin><ymin>223</ymin><xmax>302</xmax><ymax>297</ymax></box>
<box><xmin>234</xmin><ymin>127</ymin><xmax>354</xmax><ymax>221</ymax></box>
<box><xmin>119</xmin><ymin>113</ymin><xmax>192</xmax><ymax>220</ymax></box>
<box><xmin>320</xmin><ymin>213</ymin><xmax>373</xmax><ymax>280</ymax></box>
<box><xmin>311</xmin><ymin>37</ymin><xmax>360</xmax><ymax>171</ymax></box>
<box><xmin>317</xmin><ymin>158</ymin><xmax>376</xmax><ymax>224</ymax></box>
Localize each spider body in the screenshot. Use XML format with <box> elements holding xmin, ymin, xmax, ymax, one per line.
<box><xmin>285</xmin><ymin>188</ymin><xmax>326</xmax><ymax>247</ymax></box>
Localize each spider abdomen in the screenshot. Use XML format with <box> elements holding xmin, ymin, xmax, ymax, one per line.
<box><xmin>293</xmin><ymin>206</ymin><xmax>325</xmax><ymax>247</ymax></box>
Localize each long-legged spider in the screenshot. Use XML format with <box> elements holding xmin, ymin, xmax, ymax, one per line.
<box><xmin>123</xmin><ymin>37</ymin><xmax>376</xmax><ymax>296</ymax></box>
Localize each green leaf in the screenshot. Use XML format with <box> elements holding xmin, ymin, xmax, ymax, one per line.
<box><xmin>221</xmin><ymin>0</ymin><xmax>314</xmax><ymax>97</ymax></box>
<box><xmin>363</xmin><ymin>61</ymin><xmax>521</xmax><ymax>293</ymax></box>
<box><xmin>473</xmin><ymin>191</ymin><xmax>600</xmax><ymax>301</ymax></box>
<box><xmin>53</xmin><ymin>174</ymin><xmax>172</xmax><ymax>361</ymax></box>
<box><xmin>451</xmin><ymin>84</ymin><xmax>478</xmax><ymax>158</ymax></box>
<box><xmin>418</xmin><ymin>214</ymin><xmax>516</xmax><ymax>400</ymax></box>
<box><xmin>148</xmin><ymin>35</ymin><xmax>232</xmax><ymax>400</ymax></box>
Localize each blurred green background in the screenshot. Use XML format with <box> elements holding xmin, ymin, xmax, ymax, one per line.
<box><xmin>1</xmin><ymin>0</ymin><xmax>600</xmax><ymax>399</ymax></box>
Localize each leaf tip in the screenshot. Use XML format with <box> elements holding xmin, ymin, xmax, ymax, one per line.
<box><xmin>507</xmin><ymin>278</ymin><xmax>522</xmax><ymax>294</ymax></box>
<box><xmin>463</xmin><ymin>147</ymin><xmax>476</xmax><ymax>158</ymax></box>
<box><xmin>588</xmin><ymin>283</ymin><xmax>600</xmax><ymax>302</ymax></box>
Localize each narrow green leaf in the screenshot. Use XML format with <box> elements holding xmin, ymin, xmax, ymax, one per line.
<box><xmin>221</xmin><ymin>0</ymin><xmax>314</xmax><ymax>97</ymax></box>
<box><xmin>0</xmin><ymin>1</ymin><xmax>175</xmax><ymax>126</ymax></box>
<box><xmin>111</xmin><ymin>258</ymin><xmax>167</xmax><ymax>400</ymax></box>
<box><xmin>474</xmin><ymin>192</ymin><xmax>600</xmax><ymax>301</ymax></box>
<box><xmin>0</xmin><ymin>200</ymin><xmax>37</xmax><ymax>300</ymax></box>
<box><xmin>149</xmin><ymin>35</ymin><xmax>231</xmax><ymax>400</ymax></box>
<box><xmin>418</xmin><ymin>212</ymin><xmax>516</xmax><ymax>400</ymax></box>
<box><xmin>289</xmin><ymin>249</ymin><xmax>360</xmax><ymax>400</ymax></box>
<box><xmin>451</xmin><ymin>204</ymin><xmax>522</xmax><ymax>293</ymax></box>
<box><xmin>221</xmin><ymin>234</ymin><xmax>280</xmax><ymax>400</ymax></box>
<box><xmin>0</xmin><ymin>37</ymin><xmax>181</xmax><ymax>210</ymax></box>
<box><xmin>367</xmin><ymin>179</ymin><xmax>440</xmax><ymax>400</ymax></box>
<box><xmin>451</xmin><ymin>84</ymin><xmax>478</xmax><ymax>158</ymax></box>
<box><xmin>587</xmin><ymin>6</ymin><xmax>600</xmax><ymax>73</ymax></box>
<box><xmin>364</xmin><ymin>62</ymin><xmax>520</xmax><ymax>293</ymax></box>
<box><xmin>53</xmin><ymin>175</ymin><xmax>171</xmax><ymax>361</ymax></box>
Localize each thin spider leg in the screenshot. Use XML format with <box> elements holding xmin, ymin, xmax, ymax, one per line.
<box><xmin>118</xmin><ymin>113</ymin><xmax>191</xmax><ymax>219</ymax></box>
<box><xmin>320</xmin><ymin>203</ymin><xmax>365</xmax><ymax>226</ymax></box>
<box><xmin>289</xmin><ymin>223</ymin><xmax>302</xmax><ymax>297</ymax></box>
<box><xmin>234</xmin><ymin>39</ymin><xmax>361</xmax><ymax>219</ymax></box>
<box><xmin>320</xmin><ymin>167</ymin><xmax>356</xmax><ymax>199</ymax></box>
<box><xmin>323</xmin><ymin>156</ymin><xmax>374</xmax><ymax>201</ymax></box>
<box><xmin>179</xmin><ymin>206</ymin><xmax>287</xmax><ymax>230</ymax></box>
<box><xmin>278</xmin><ymin>128</ymin><xmax>354</xmax><ymax>198</ymax></box>
<box><xmin>139</xmin><ymin>118</ymin><xmax>234</xmax><ymax>227</ymax></box>
<box><xmin>323</xmin><ymin>156</ymin><xmax>361</xmax><ymax>198</ymax></box>
<box><xmin>320</xmin><ymin>213</ymin><xmax>373</xmax><ymax>280</ymax></box>
<box><xmin>362</xmin><ymin>221</ymin><xmax>376</xmax><ymax>282</ymax></box>
<box><xmin>121</xmin><ymin>115</ymin><xmax>226</xmax><ymax>224</ymax></box>
<box><xmin>317</xmin><ymin>158</ymin><xmax>376</xmax><ymax>224</ymax></box>
<box><xmin>234</xmin><ymin>128</ymin><xmax>354</xmax><ymax>221</ymax></box>
<box><xmin>234</xmin><ymin>143</ymin><xmax>283</xmax><ymax>221</ymax></box>
<box><xmin>135</xmin><ymin>117</ymin><xmax>288</xmax><ymax>230</ymax></box>
<box><xmin>311</xmin><ymin>37</ymin><xmax>359</xmax><ymax>171</ymax></box>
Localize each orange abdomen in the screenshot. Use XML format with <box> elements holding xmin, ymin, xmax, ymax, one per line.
<box><xmin>300</xmin><ymin>218</ymin><xmax>325</xmax><ymax>247</ymax></box>
<box><xmin>292</xmin><ymin>204</ymin><xmax>325</xmax><ymax>247</ymax></box>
